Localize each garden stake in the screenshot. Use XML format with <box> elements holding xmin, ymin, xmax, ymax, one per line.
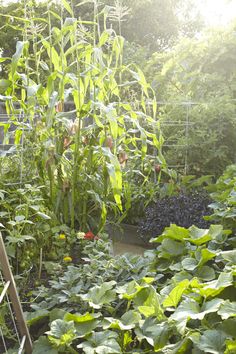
<box><xmin>0</xmin><ymin>232</ymin><xmax>33</xmax><ymax>354</ymax></box>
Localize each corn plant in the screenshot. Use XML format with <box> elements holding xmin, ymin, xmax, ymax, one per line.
<box><xmin>1</xmin><ymin>0</ymin><xmax>166</xmax><ymax>233</ymax></box>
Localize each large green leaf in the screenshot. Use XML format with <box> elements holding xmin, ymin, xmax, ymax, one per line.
<box><xmin>102</xmin><ymin>148</ymin><xmax>122</xmax><ymax>210</ymax></box>
<box><xmin>218</xmin><ymin>300</ymin><xmax>236</xmax><ymax>320</ymax></box>
<box><xmin>219</xmin><ymin>318</ymin><xmax>236</xmax><ymax>338</ymax></box>
<box><xmin>135</xmin><ymin>318</ymin><xmax>170</xmax><ymax>350</ymax></box>
<box><xmin>160</xmin><ymin>238</ymin><xmax>186</xmax><ymax>258</ymax></box>
<box><xmin>32</xmin><ymin>336</ymin><xmax>58</xmax><ymax>354</ymax></box>
<box><xmin>187</xmin><ymin>226</ymin><xmax>211</xmax><ymax>245</ymax></box>
<box><xmin>171</xmin><ymin>298</ymin><xmax>223</xmax><ymax>333</ymax></box>
<box><xmin>46</xmin><ymin>319</ymin><xmax>76</xmax><ymax>347</ymax></box>
<box><xmin>163</xmin><ymin>280</ymin><xmax>189</xmax><ymax>308</ymax></box>
<box><xmin>64</xmin><ymin>312</ymin><xmax>100</xmax><ymax>336</ymax></box>
<box><xmin>77</xmin><ymin>331</ymin><xmax>121</xmax><ymax>354</ymax></box>
<box><xmin>26</xmin><ymin>309</ymin><xmax>49</xmax><ymax>326</ymax></box>
<box><xmin>198</xmin><ymin>272</ymin><xmax>233</xmax><ymax>298</ymax></box>
<box><xmin>197</xmin><ymin>248</ymin><xmax>217</xmax><ymax>267</ymax></box>
<box><xmin>153</xmin><ymin>224</ymin><xmax>189</xmax><ymax>243</ymax></box>
<box><xmin>195</xmin><ymin>330</ymin><xmax>227</xmax><ymax>354</ymax></box>
<box><xmin>103</xmin><ymin>310</ymin><xmax>141</xmax><ymax>330</ymax></box>
<box><xmin>195</xmin><ymin>266</ymin><xmax>216</xmax><ymax>281</ymax></box>
<box><xmin>80</xmin><ymin>281</ymin><xmax>116</xmax><ymax>309</ymax></box>
<box><xmin>182</xmin><ymin>258</ymin><xmax>198</xmax><ymax>271</ymax></box>
<box><xmin>221</xmin><ymin>250</ymin><xmax>236</xmax><ymax>264</ymax></box>
<box><xmin>117</xmin><ymin>280</ymin><xmax>146</xmax><ymax>301</ymax></box>
<box><xmin>42</xmin><ymin>40</ymin><xmax>60</xmax><ymax>71</ymax></box>
<box><xmin>133</xmin><ymin>286</ymin><xmax>164</xmax><ymax>320</ymax></box>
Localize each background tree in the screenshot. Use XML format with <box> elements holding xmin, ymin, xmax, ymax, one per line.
<box><xmin>145</xmin><ymin>22</ymin><xmax>236</xmax><ymax>176</ymax></box>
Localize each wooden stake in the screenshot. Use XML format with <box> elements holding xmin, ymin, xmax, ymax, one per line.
<box><xmin>0</xmin><ymin>232</ymin><xmax>32</xmax><ymax>354</ymax></box>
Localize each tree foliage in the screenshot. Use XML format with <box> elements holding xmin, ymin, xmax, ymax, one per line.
<box><xmin>145</xmin><ymin>23</ymin><xmax>236</xmax><ymax>175</ymax></box>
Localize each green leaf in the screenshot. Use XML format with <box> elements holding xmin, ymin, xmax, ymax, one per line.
<box><xmin>171</xmin><ymin>298</ymin><xmax>223</xmax><ymax>332</ymax></box>
<box><xmin>103</xmin><ymin>310</ymin><xmax>141</xmax><ymax>330</ymax></box>
<box><xmin>225</xmin><ymin>339</ymin><xmax>236</xmax><ymax>354</ymax></box>
<box><xmin>77</xmin><ymin>331</ymin><xmax>121</xmax><ymax>354</ymax></box>
<box><xmin>46</xmin><ymin>319</ymin><xmax>76</xmax><ymax>347</ymax></box>
<box><xmin>26</xmin><ymin>309</ymin><xmax>49</xmax><ymax>326</ymax></box>
<box><xmin>182</xmin><ymin>258</ymin><xmax>198</xmax><ymax>271</ymax></box>
<box><xmin>196</xmin><ymin>330</ymin><xmax>227</xmax><ymax>354</ymax></box>
<box><xmin>218</xmin><ymin>300</ymin><xmax>236</xmax><ymax>320</ymax></box>
<box><xmin>42</xmin><ymin>40</ymin><xmax>60</xmax><ymax>72</ymax></box>
<box><xmin>154</xmin><ymin>224</ymin><xmax>189</xmax><ymax>243</ymax></box>
<box><xmin>163</xmin><ymin>280</ymin><xmax>189</xmax><ymax>308</ymax></box>
<box><xmin>221</xmin><ymin>250</ymin><xmax>236</xmax><ymax>264</ymax></box>
<box><xmin>99</xmin><ymin>31</ymin><xmax>110</xmax><ymax>47</ymax></box>
<box><xmin>11</xmin><ymin>41</ymin><xmax>25</xmax><ymax>75</ymax></box>
<box><xmin>105</xmin><ymin>106</ymin><xmax>118</xmax><ymax>139</ymax></box>
<box><xmin>0</xmin><ymin>94</ymin><xmax>12</xmax><ymax>100</ymax></box>
<box><xmin>198</xmin><ymin>248</ymin><xmax>216</xmax><ymax>267</ymax></box>
<box><xmin>195</xmin><ymin>266</ymin><xmax>216</xmax><ymax>281</ymax></box>
<box><xmin>160</xmin><ymin>238</ymin><xmax>185</xmax><ymax>258</ymax></box>
<box><xmin>199</xmin><ymin>272</ymin><xmax>233</xmax><ymax>298</ymax></box>
<box><xmin>32</xmin><ymin>336</ymin><xmax>58</xmax><ymax>354</ymax></box>
<box><xmin>135</xmin><ymin>318</ymin><xmax>170</xmax><ymax>350</ymax></box>
<box><xmin>219</xmin><ymin>319</ymin><xmax>236</xmax><ymax>338</ymax></box>
<box><xmin>37</xmin><ymin>212</ymin><xmax>51</xmax><ymax>220</ymax></box>
<box><xmin>117</xmin><ymin>280</ymin><xmax>145</xmax><ymax>301</ymax></box>
<box><xmin>160</xmin><ymin>337</ymin><xmax>192</xmax><ymax>353</ymax></box>
<box><xmin>209</xmin><ymin>224</ymin><xmax>230</xmax><ymax>243</ymax></box>
<box><xmin>39</xmin><ymin>61</ymin><xmax>49</xmax><ymax>71</ymax></box>
<box><xmin>0</xmin><ymin>79</ymin><xmax>11</xmax><ymax>91</ymax></box>
<box><xmin>187</xmin><ymin>226</ymin><xmax>212</xmax><ymax>245</ymax></box>
<box><xmin>61</xmin><ymin>0</ymin><xmax>73</xmax><ymax>16</ymax></box>
<box><xmin>102</xmin><ymin>148</ymin><xmax>122</xmax><ymax>210</ymax></box>
<box><xmin>134</xmin><ymin>286</ymin><xmax>164</xmax><ymax>320</ymax></box>
<box><xmin>64</xmin><ymin>312</ymin><xmax>99</xmax><ymax>336</ymax></box>
<box><xmin>80</xmin><ymin>281</ymin><xmax>116</xmax><ymax>309</ymax></box>
<box><xmin>121</xmin><ymin>310</ymin><xmax>142</xmax><ymax>327</ymax></box>
<box><xmin>15</xmin><ymin>215</ymin><xmax>25</xmax><ymax>222</ymax></box>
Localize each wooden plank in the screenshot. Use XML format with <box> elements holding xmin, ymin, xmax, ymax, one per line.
<box><xmin>0</xmin><ymin>232</ymin><xmax>32</xmax><ymax>354</ymax></box>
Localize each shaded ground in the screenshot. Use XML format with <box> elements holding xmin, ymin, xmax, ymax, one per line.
<box><xmin>112</xmin><ymin>241</ymin><xmax>147</xmax><ymax>255</ymax></box>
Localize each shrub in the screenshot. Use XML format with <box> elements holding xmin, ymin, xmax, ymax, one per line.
<box><xmin>138</xmin><ymin>191</ymin><xmax>212</xmax><ymax>239</ymax></box>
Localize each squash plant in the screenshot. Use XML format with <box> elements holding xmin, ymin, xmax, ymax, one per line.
<box><xmin>25</xmin><ymin>222</ymin><xmax>236</xmax><ymax>353</ymax></box>
<box><xmin>207</xmin><ymin>164</ymin><xmax>236</xmax><ymax>232</ymax></box>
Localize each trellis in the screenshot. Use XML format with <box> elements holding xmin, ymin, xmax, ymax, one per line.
<box><xmin>155</xmin><ymin>100</ymin><xmax>197</xmax><ymax>174</ymax></box>
<box><xmin>0</xmin><ymin>106</ymin><xmax>33</xmax><ymax>186</ymax></box>
<box><xmin>0</xmin><ymin>232</ymin><xmax>32</xmax><ymax>354</ymax></box>
<box><xmin>0</xmin><ymin>101</ymin><xmax>203</xmax><ymax>182</ymax></box>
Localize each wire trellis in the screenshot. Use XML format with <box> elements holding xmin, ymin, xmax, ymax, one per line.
<box><xmin>1</xmin><ymin>98</ymin><xmax>236</xmax><ymax>184</ymax></box>
<box><xmin>0</xmin><ymin>107</ymin><xmax>34</xmax><ymax>186</ymax></box>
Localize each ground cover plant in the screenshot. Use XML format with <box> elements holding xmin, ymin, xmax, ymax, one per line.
<box><xmin>20</xmin><ymin>222</ymin><xmax>235</xmax><ymax>353</ymax></box>
<box><xmin>206</xmin><ymin>165</ymin><xmax>236</xmax><ymax>231</ymax></box>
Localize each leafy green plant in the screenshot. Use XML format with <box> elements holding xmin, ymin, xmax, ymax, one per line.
<box><xmin>206</xmin><ymin>165</ymin><xmax>236</xmax><ymax>232</ymax></box>
<box><xmin>26</xmin><ymin>222</ymin><xmax>236</xmax><ymax>353</ymax></box>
